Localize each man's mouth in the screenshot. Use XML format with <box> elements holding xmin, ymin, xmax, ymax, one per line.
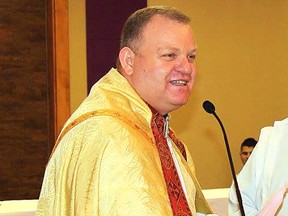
<box><xmin>170</xmin><ymin>80</ymin><xmax>188</xmax><ymax>86</ymax></box>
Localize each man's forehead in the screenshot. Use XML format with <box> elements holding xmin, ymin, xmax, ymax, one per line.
<box><xmin>241</xmin><ymin>146</ymin><xmax>254</xmax><ymax>152</ymax></box>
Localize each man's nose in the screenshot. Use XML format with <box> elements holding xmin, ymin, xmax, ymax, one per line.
<box><xmin>176</xmin><ymin>56</ymin><xmax>193</xmax><ymax>74</ymax></box>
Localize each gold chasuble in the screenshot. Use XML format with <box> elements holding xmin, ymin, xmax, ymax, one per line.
<box><xmin>36</xmin><ymin>68</ymin><xmax>213</xmax><ymax>216</ymax></box>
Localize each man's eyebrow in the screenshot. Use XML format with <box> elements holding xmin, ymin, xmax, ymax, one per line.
<box><xmin>189</xmin><ymin>48</ymin><xmax>198</xmax><ymax>54</ymax></box>
<box><xmin>157</xmin><ymin>46</ymin><xmax>198</xmax><ymax>54</ymax></box>
<box><xmin>157</xmin><ymin>46</ymin><xmax>179</xmax><ymax>52</ymax></box>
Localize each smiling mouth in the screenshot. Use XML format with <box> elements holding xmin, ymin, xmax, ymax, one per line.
<box><xmin>170</xmin><ymin>80</ymin><xmax>188</xmax><ymax>86</ymax></box>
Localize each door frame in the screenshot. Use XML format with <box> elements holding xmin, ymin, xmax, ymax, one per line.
<box><xmin>47</xmin><ymin>0</ymin><xmax>70</xmax><ymax>151</ymax></box>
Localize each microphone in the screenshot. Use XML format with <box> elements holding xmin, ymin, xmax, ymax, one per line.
<box><xmin>202</xmin><ymin>100</ymin><xmax>245</xmax><ymax>216</ymax></box>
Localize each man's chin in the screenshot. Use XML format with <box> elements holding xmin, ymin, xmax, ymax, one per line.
<box><xmin>173</xmin><ymin>98</ymin><xmax>189</xmax><ymax>106</ymax></box>
<box><xmin>170</xmin><ymin>101</ymin><xmax>189</xmax><ymax>111</ymax></box>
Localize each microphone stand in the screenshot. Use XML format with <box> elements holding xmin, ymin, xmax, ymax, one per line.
<box><xmin>212</xmin><ymin>111</ymin><xmax>246</xmax><ymax>216</ymax></box>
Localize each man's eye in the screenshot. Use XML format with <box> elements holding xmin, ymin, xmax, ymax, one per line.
<box><xmin>163</xmin><ymin>53</ymin><xmax>176</xmax><ymax>59</ymax></box>
<box><xmin>188</xmin><ymin>54</ymin><xmax>196</xmax><ymax>62</ymax></box>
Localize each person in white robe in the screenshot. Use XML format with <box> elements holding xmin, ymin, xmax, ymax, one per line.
<box><xmin>229</xmin><ymin>117</ymin><xmax>288</xmax><ymax>215</ymax></box>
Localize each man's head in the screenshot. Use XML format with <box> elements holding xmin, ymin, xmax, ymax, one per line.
<box><xmin>118</xmin><ymin>6</ymin><xmax>197</xmax><ymax>115</ymax></box>
<box><xmin>240</xmin><ymin>138</ymin><xmax>257</xmax><ymax>165</ymax></box>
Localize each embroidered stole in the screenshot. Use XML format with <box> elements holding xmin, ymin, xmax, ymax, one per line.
<box><xmin>151</xmin><ymin>110</ymin><xmax>193</xmax><ymax>216</ymax></box>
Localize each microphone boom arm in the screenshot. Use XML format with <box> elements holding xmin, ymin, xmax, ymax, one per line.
<box><xmin>212</xmin><ymin>111</ymin><xmax>246</xmax><ymax>216</ymax></box>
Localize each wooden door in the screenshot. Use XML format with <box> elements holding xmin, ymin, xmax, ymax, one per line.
<box><xmin>0</xmin><ymin>0</ymin><xmax>70</xmax><ymax>200</ymax></box>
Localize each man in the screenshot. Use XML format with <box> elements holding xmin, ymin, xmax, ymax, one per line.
<box><xmin>229</xmin><ymin>118</ymin><xmax>288</xmax><ymax>215</ymax></box>
<box><xmin>239</xmin><ymin>137</ymin><xmax>257</xmax><ymax>165</ymax></box>
<box><xmin>36</xmin><ymin>6</ymin><xmax>215</xmax><ymax>216</ymax></box>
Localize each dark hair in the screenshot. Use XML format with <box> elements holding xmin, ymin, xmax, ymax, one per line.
<box><xmin>116</xmin><ymin>6</ymin><xmax>191</xmax><ymax>68</ymax></box>
<box><xmin>240</xmin><ymin>138</ymin><xmax>257</xmax><ymax>150</ymax></box>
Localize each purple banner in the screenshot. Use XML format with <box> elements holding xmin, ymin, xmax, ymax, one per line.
<box><xmin>86</xmin><ymin>0</ymin><xmax>147</xmax><ymax>91</ymax></box>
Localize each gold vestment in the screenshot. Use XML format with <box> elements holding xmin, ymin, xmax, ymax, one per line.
<box><xmin>36</xmin><ymin>68</ymin><xmax>213</xmax><ymax>215</ymax></box>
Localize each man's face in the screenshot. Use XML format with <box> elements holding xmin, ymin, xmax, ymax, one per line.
<box><xmin>127</xmin><ymin>15</ymin><xmax>197</xmax><ymax>115</ymax></box>
<box><xmin>240</xmin><ymin>146</ymin><xmax>255</xmax><ymax>165</ymax></box>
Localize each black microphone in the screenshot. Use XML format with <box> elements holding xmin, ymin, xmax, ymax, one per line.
<box><xmin>202</xmin><ymin>100</ymin><xmax>245</xmax><ymax>216</ymax></box>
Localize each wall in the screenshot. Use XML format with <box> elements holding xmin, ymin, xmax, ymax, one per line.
<box><xmin>69</xmin><ymin>0</ymin><xmax>87</xmax><ymax>112</ymax></box>
<box><xmin>69</xmin><ymin>1</ymin><xmax>288</xmax><ymax>188</ymax></box>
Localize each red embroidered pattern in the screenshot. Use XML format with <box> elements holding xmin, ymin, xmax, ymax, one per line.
<box><xmin>151</xmin><ymin>110</ymin><xmax>193</xmax><ymax>216</ymax></box>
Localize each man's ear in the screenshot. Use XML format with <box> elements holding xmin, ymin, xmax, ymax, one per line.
<box><xmin>118</xmin><ymin>47</ymin><xmax>135</xmax><ymax>76</ymax></box>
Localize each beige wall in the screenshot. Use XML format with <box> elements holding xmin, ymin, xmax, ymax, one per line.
<box><xmin>69</xmin><ymin>1</ymin><xmax>288</xmax><ymax>188</ymax></box>
<box><xmin>69</xmin><ymin>0</ymin><xmax>87</xmax><ymax>112</ymax></box>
